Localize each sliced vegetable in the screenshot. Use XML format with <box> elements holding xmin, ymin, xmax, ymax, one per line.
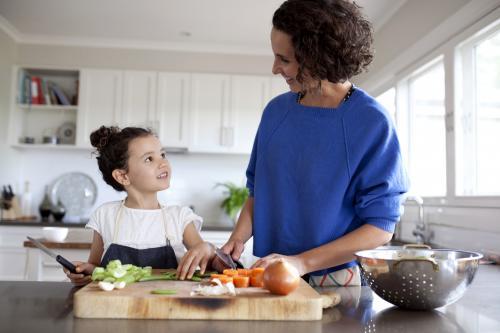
<box><xmin>151</xmin><ymin>289</ymin><xmax>177</xmax><ymax>295</ymax></box>
<box><xmin>233</xmin><ymin>275</ymin><xmax>250</xmax><ymax>288</ymax></box>
<box><xmin>98</xmin><ymin>281</ymin><xmax>115</xmax><ymax>291</ymax></box>
<box><xmin>222</xmin><ymin>269</ymin><xmax>239</xmax><ymax>277</ymax></box>
<box><xmin>250</xmin><ymin>267</ymin><xmax>265</xmax><ymax>287</ymax></box>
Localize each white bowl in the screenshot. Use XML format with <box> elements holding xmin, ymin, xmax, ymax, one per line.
<box><xmin>42</xmin><ymin>227</ymin><xmax>69</xmax><ymax>242</ymax></box>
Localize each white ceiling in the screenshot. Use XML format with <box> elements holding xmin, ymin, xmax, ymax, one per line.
<box><xmin>0</xmin><ymin>0</ymin><xmax>406</xmax><ymax>55</ymax></box>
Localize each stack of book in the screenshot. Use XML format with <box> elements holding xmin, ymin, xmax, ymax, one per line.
<box><xmin>18</xmin><ymin>72</ymin><xmax>76</xmax><ymax>106</ymax></box>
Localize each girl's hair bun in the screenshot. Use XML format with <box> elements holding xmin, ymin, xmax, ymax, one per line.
<box><xmin>90</xmin><ymin>126</ymin><xmax>119</xmax><ymax>151</ymax></box>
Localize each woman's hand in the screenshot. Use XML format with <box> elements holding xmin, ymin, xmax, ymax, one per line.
<box><xmin>252</xmin><ymin>253</ymin><xmax>308</xmax><ymax>276</ymax></box>
<box><xmin>63</xmin><ymin>261</ymin><xmax>95</xmax><ymax>286</ymax></box>
<box><xmin>221</xmin><ymin>238</ymin><xmax>245</xmax><ymax>261</ymax></box>
<box><xmin>177</xmin><ymin>241</ymin><xmax>215</xmax><ymax>280</ymax></box>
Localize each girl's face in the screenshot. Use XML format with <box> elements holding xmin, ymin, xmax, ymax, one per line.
<box><xmin>123</xmin><ymin>135</ymin><xmax>171</xmax><ymax>193</ymax></box>
<box><xmin>271</xmin><ymin>27</ymin><xmax>303</xmax><ymax>93</ymax></box>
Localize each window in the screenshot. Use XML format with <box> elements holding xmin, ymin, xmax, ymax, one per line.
<box><xmin>405</xmin><ymin>61</ymin><xmax>447</xmax><ymax>197</ymax></box>
<box><xmin>375</xmin><ymin>88</ymin><xmax>396</xmax><ymax>123</ymax></box>
<box><xmin>456</xmin><ymin>27</ymin><xmax>500</xmax><ymax>196</ymax></box>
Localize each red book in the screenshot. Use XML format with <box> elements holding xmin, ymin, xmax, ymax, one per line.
<box><xmin>30</xmin><ymin>76</ymin><xmax>44</xmax><ymax>104</ymax></box>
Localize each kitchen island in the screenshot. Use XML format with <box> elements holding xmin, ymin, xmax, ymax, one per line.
<box><xmin>1</xmin><ymin>265</ymin><xmax>498</xmax><ymax>332</ymax></box>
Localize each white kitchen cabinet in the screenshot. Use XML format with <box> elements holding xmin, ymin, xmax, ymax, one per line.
<box><xmin>77</xmin><ymin>69</ymin><xmax>123</xmax><ymax>147</ymax></box>
<box><xmin>0</xmin><ymin>226</ymin><xmax>43</xmax><ymax>280</ymax></box>
<box><xmin>78</xmin><ymin>69</ymin><xmax>189</xmax><ymax>149</ymax></box>
<box><xmin>189</xmin><ymin>74</ymin><xmax>273</xmax><ymax>154</ymax></box>
<box><xmin>189</xmin><ymin>74</ymin><xmax>231</xmax><ymax>153</ymax></box>
<box><xmin>122</xmin><ymin>71</ymin><xmax>157</xmax><ymax>129</ymax></box>
<box><xmin>156</xmin><ymin>73</ymin><xmax>191</xmax><ymax>148</ymax></box>
<box><xmin>229</xmin><ymin>75</ymin><xmax>270</xmax><ymax>154</ymax></box>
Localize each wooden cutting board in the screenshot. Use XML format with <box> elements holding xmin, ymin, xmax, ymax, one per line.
<box><xmin>74</xmin><ymin>277</ymin><xmax>323</xmax><ymax>320</ymax></box>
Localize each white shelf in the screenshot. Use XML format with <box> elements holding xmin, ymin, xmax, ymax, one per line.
<box><xmin>17</xmin><ymin>104</ymin><xmax>78</xmax><ymax>111</ymax></box>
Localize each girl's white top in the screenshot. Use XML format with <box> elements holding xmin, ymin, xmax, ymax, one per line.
<box><xmin>86</xmin><ymin>200</ymin><xmax>203</xmax><ymax>263</ymax></box>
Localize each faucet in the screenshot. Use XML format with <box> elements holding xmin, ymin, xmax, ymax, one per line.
<box><xmin>405</xmin><ymin>195</ymin><xmax>433</xmax><ymax>244</ymax></box>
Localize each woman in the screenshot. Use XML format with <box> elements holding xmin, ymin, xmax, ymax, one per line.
<box><xmin>221</xmin><ymin>0</ymin><xmax>408</xmax><ymax>286</ymax></box>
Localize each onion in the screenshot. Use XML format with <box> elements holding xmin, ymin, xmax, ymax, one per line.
<box><xmin>263</xmin><ymin>260</ymin><xmax>300</xmax><ymax>295</ymax></box>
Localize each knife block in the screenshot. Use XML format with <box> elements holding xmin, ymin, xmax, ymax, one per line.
<box><xmin>1</xmin><ymin>197</ymin><xmax>22</xmax><ymax>220</ymax></box>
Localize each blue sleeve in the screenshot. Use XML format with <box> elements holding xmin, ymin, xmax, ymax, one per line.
<box><xmin>346</xmin><ymin>109</ymin><xmax>409</xmax><ymax>233</ymax></box>
<box><xmin>246</xmin><ymin>130</ymin><xmax>258</xmax><ymax>197</ymax></box>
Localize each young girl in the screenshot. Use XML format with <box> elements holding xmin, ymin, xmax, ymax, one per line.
<box><xmin>65</xmin><ymin>126</ymin><xmax>215</xmax><ymax>285</ymax></box>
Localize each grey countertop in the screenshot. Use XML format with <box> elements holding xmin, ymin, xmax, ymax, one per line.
<box><xmin>1</xmin><ymin>265</ymin><xmax>499</xmax><ymax>333</ymax></box>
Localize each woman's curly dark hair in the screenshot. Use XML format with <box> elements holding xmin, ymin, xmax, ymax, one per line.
<box><xmin>90</xmin><ymin>126</ymin><xmax>153</xmax><ymax>191</ymax></box>
<box><xmin>273</xmin><ymin>0</ymin><xmax>373</xmax><ymax>84</ymax></box>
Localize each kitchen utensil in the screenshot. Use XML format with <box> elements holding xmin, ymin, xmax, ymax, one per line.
<box><xmin>50</xmin><ymin>172</ymin><xmax>97</xmax><ymax>222</ymax></box>
<box><xmin>355</xmin><ymin>247</ymin><xmax>482</xmax><ymax>310</ymax></box>
<box><xmin>212</xmin><ymin>247</ymin><xmax>244</xmax><ymax>272</ymax></box>
<box><xmin>42</xmin><ymin>227</ymin><xmax>68</xmax><ymax>242</ymax></box>
<box><xmin>26</xmin><ymin>236</ymin><xmax>78</xmax><ymax>274</ymax></box>
<box><xmin>74</xmin><ymin>270</ymin><xmax>324</xmax><ymax>320</ymax></box>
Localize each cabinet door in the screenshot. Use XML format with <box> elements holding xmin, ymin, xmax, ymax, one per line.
<box><xmin>156</xmin><ymin>73</ymin><xmax>190</xmax><ymax>148</ymax></box>
<box><xmin>122</xmin><ymin>71</ymin><xmax>157</xmax><ymax>130</ymax></box>
<box><xmin>189</xmin><ymin>74</ymin><xmax>230</xmax><ymax>153</ymax></box>
<box><xmin>229</xmin><ymin>75</ymin><xmax>270</xmax><ymax>154</ymax></box>
<box><xmin>77</xmin><ymin>69</ymin><xmax>123</xmax><ymax>147</ymax></box>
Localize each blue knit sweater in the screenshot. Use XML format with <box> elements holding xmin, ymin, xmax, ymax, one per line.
<box><xmin>246</xmin><ymin>89</ymin><xmax>408</xmax><ymax>276</ymax></box>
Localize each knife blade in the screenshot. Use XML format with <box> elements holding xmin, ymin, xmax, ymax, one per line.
<box><xmin>214</xmin><ymin>247</ymin><xmax>244</xmax><ymax>270</ymax></box>
<box><xmin>27</xmin><ymin>236</ymin><xmax>79</xmax><ymax>274</ymax></box>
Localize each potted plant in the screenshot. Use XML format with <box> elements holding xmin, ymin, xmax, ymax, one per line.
<box><xmin>216</xmin><ymin>182</ymin><xmax>249</xmax><ymax>224</ymax></box>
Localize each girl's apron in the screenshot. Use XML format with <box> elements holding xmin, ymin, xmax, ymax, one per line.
<box><xmin>100</xmin><ymin>202</ymin><xmax>178</xmax><ymax>268</ymax></box>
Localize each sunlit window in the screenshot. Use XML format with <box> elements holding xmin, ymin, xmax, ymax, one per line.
<box><xmin>375</xmin><ymin>88</ymin><xmax>396</xmax><ymax>123</ymax></box>
<box><xmin>456</xmin><ymin>27</ymin><xmax>500</xmax><ymax>196</ymax></box>
<box><xmin>407</xmin><ymin>61</ymin><xmax>447</xmax><ymax>197</ymax></box>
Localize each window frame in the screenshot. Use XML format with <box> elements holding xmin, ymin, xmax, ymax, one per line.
<box><xmin>371</xmin><ymin>10</ymin><xmax>500</xmax><ymax>209</ymax></box>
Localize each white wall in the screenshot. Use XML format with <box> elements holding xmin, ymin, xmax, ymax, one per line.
<box><xmin>0</xmin><ymin>26</ymin><xmax>22</xmax><ymax>195</ymax></box>
<box><xmin>14</xmin><ymin>148</ymin><xmax>249</xmax><ymax>226</ymax></box>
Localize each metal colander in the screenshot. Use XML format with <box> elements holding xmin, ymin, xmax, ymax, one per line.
<box><xmin>355</xmin><ymin>245</ymin><xmax>482</xmax><ymax>310</ymax></box>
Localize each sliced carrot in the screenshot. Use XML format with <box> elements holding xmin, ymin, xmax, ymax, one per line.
<box><xmin>210</xmin><ymin>273</ymin><xmax>226</xmax><ymax>279</ymax></box>
<box><xmin>233</xmin><ymin>275</ymin><xmax>250</xmax><ymax>288</ymax></box>
<box><xmin>211</xmin><ymin>275</ymin><xmax>233</xmax><ymax>284</ymax></box>
<box><xmin>250</xmin><ymin>268</ymin><xmax>265</xmax><ymax>287</ymax></box>
<box><xmin>222</xmin><ymin>269</ymin><xmax>239</xmax><ymax>277</ymax></box>
<box><xmin>250</xmin><ymin>267</ymin><xmax>265</xmax><ymax>277</ymax></box>
<box><xmin>237</xmin><ymin>268</ymin><xmax>252</xmax><ymax>276</ymax></box>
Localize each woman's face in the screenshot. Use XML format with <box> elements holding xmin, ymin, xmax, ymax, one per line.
<box><xmin>271</xmin><ymin>27</ymin><xmax>302</xmax><ymax>93</ymax></box>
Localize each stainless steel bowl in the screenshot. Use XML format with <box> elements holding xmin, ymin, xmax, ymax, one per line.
<box><xmin>355</xmin><ymin>246</ymin><xmax>482</xmax><ymax>310</ymax></box>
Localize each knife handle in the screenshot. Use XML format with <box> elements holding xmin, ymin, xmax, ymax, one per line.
<box><xmin>56</xmin><ymin>255</ymin><xmax>78</xmax><ymax>274</ymax></box>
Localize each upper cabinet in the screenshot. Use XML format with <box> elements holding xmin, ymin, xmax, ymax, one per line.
<box><xmin>77</xmin><ymin>69</ymin><xmax>123</xmax><ymax>147</ymax></box>
<box><xmin>156</xmin><ymin>73</ymin><xmax>191</xmax><ymax>148</ymax></box>
<box><xmin>188</xmin><ymin>74</ymin><xmax>286</xmax><ymax>154</ymax></box>
<box><xmin>9</xmin><ymin>67</ymin><xmax>80</xmax><ymax>148</ymax></box>
<box><xmin>11</xmin><ymin>66</ymin><xmax>290</xmax><ymax>154</ymax></box>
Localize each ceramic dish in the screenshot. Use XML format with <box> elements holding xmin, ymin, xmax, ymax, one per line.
<box><xmin>50</xmin><ymin>172</ymin><xmax>97</xmax><ymax>222</ymax></box>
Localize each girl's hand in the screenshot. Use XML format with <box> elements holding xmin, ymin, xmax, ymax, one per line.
<box><xmin>63</xmin><ymin>261</ymin><xmax>95</xmax><ymax>286</ymax></box>
<box><xmin>177</xmin><ymin>242</ymin><xmax>215</xmax><ymax>280</ymax></box>
<box><xmin>252</xmin><ymin>253</ymin><xmax>307</xmax><ymax>276</ymax></box>
<box><xmin>221</xmin><ymin>238</ymin><xmax>245</xmax><ymax>261</ymax></box>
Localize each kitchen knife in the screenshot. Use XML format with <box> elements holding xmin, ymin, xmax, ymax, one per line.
<box><xmin>27</xmin><ymin>236</ymin><xmax>80</xmax><ymax>274</ymax></box>
<box><xmin>214</xmin><ymin>247</ymin><xmax>244</xmax><ymax>270</ymax></box>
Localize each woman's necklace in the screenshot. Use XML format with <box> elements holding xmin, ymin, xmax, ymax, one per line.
<box><xmin>297</xmin><ymin>84</ymin><xmax>355</xmax><ymax>105</ymax></box>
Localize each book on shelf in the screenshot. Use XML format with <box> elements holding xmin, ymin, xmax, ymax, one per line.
<box><xmin>48</xmin><ymin>81</ymin><xmax>71</xmax><ymax>105</ymax></box>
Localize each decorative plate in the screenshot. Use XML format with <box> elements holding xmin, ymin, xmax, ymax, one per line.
<box><xmin>50</xmin><ymin>172</ymin><xmax>97</xmax><ymax>220</ymax></box>
<box><xmin>57</xmin><ymin>122</ymin><xmax>76</xmax><ymax>144</ymax></box>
